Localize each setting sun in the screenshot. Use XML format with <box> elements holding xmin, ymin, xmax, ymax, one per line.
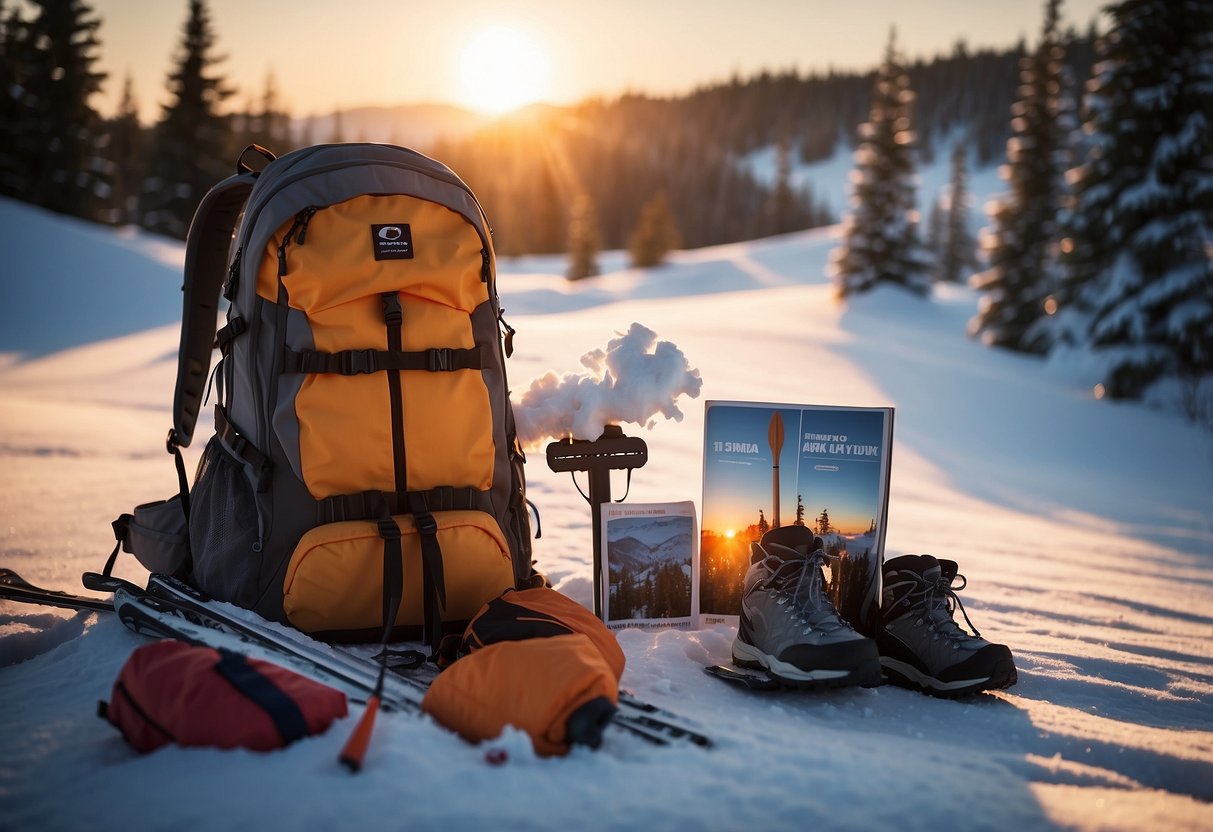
<box><xmin>458</xmin><ymin>25</ymin><xmax>551</xmax><ymax>115</ymax></box>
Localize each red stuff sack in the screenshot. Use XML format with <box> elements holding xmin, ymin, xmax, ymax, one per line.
<box><xmin>100</xmin><ymin>640</ymin><xmax>348</xmax><ymax>753</ymax></box>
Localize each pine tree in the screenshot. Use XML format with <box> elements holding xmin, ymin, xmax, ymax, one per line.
<box><xmin>757</xmin><ymin>509</ymin><xmax>769</xmax><ymax>536</ymax></box>
<box><xmin>298</xmin><ymin>113</ymin><xmax>314</xmax><ymax>149</ymax></box>
<box><xmin>566</xmin><ymin>192</ymin><xmax>601</xmax><ymax>280</ymax></box>
<box><xmin>527</xmin><ymin>161</ymin><xmax>566</xmax><ymax>254</ymax></box>
<box><xmin>328</xmin><ymin>109</ymin><xmax>345</xmax><ymax>143</ymax></box>
<box><xmin>925</xmin><ymin>196</ymin><xmax>945</xmax><ymax>273</ymax></box>
<box><xmin>816</xmin><ymin>509</ymin><xmax>832</xmax><ymax>536</ymax></box>
<box><xmin>829</xmin><ymin>29</ymin><xmax>931</xmax><ymax>298</ymax></box>
<box><xmin>251</xmin><ymin>70</ymin><xmax>290</xmax><ymax>153</ymax></box>
<box><xmin>1</xmin><ymin>0</ymin><xmax>107</xmax><ymax>219</ymax></box>
<box><xmin>766</xmin><ymin>135</ymin><xmax>798</xmax><ymax>235</ymax></box>
<box><xmin>970</xmin><ymin>0</ymin><xmax>1075</xmax><ymax>353</ymax></box>
<box><xmin>1059</xmin><ymin>0</ymin><xmax>1213</xmax><ymax>400</ymax></box>
<box><xmin>0</xmin><ymin>1</ymin><xmax>29</xmax><ymax>196</ymax></box>
<box><xmin>141</xmin><ymin>0</ymin><xmax>233</xmax><ymax>239</ymax></box>
<box><xmin>794</xmin><ymin>495</ymin><xmax>805</xmax><ymax>526</ymax></box>
<box><xmin>939</xmin><ymin>144</ymin><xmax>978</xmax><ymax>283</ymax></box>
<box><xmin>103</xmin><ymin>73</ymin><xmax>144</xmax><ymax>225</ymax></box>
<box><xmin>629</xmin><ymin>191</ymin><xmax>681</xmax><ymax>267</ymax></box>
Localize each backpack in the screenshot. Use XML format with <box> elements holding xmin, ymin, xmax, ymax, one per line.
<box><xmin>106</xmin><ymin>143</ymin><xmax>536</xmax><ymax>649</ymax></box>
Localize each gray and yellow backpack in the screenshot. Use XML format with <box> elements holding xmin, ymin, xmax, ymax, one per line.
<box><xmin>106</xmin><ymin>143</ymin><xmax>537</xmax><ymax>648</ymax></box>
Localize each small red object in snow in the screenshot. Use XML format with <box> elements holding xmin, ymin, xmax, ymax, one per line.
<box><xmin>484</xmin><ymin>748</ymin><xmax>509</xmax><ymax>766</ymax></box>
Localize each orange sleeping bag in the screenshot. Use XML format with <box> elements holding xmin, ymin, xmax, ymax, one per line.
<box><xmin>421</xmin><ymin>587</ymin><xmax>625</xmax><ymax>756</ymax></box>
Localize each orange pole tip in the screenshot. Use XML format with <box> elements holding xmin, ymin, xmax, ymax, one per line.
<box><xmin>338</xmin><ymin>695</ymin><xmax>381</xmax><ymax>773</ymax></box>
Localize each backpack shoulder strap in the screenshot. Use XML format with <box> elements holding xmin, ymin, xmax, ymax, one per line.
<box><xmin>172</xmin><ymin>172</ymin><xmax>256</xmax><ymax>448</ymax></box>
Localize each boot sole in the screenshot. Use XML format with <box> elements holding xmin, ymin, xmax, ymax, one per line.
<box><xmin>732</xmin><ymin>638</ymin><xmax>883</xmax><ymax>690</ymax></box>
<box><xmin>880</xmin><ymin>656</ymin><xmax>1018</xmax><ymax>699</ymax></box>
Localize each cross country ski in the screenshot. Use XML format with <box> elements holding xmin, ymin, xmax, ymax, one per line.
<box><xmin>1</xmin><ymin>569</ymin><xmax>711</xmax><ymax>749</ymax></box>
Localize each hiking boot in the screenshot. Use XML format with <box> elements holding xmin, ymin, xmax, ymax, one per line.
<box><xmin>732</xmin><ymin>526</ymin><xmax>882</xmax><ymax>688</ymax></box>
<box><xmin>877</xmin><ymin>554</ymin><xmax>1017</xmax><ymax>698</ymax></box>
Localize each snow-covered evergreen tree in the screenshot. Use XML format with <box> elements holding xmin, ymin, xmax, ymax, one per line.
<box><xmin>141</xmin><ymin>0</ymin><xmax>233</xmax><ymax>239</ymax></box>
<box><xmin>0</xmin><ymin>0</ymin><xmax>107</xmax><ymax>220</ymax></box>
<box><xmin>970</xmin><ymin>0</ymin><xmax>1075</xmax><ymax>353</ymax></box>
<box><xmin>938</xmin><ymin>144</ymin><xmax>979</xmax><ymax>283</ymax></box>
<box><xmin>925</xmin><ymin>195</ymin><xmax>944</xmax><ymax>269</ymax></box>
<box><xmin>830</xmin><ymin>29</ymin><xmax>931</xmax><ymax>298</ymax></box>
<box><xmin>1059</xmin><ymin>0</ymin><xmax>1213</xmax><ymax>399</ymax></box>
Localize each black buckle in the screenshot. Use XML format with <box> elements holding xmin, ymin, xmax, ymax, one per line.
<box><xmin>343</xmin><ymin>349</ymin><xmax>377</xmax><ymax>375</ymax></box>
<box><xmin>112</xmin><ymin>513</ymin><xmax>132</xmax><ymax>541</ymax></box>
<box><xmin>427</xmin><ymin>348</ymin><xmax>452</xmax><ymax>372</ymax></box>
<box><xmin>381</xmin><ymin>293</ymin><xmax>403</xmax><ymax>326</ymax></box>
<box><xmin>414</xmin><ymin>512</ymin><xmax>438</xmax><ymax>536</ymax></box>
<box><xmin>377</xmin><ymin>518</ymin><xmax>401</xmax><ymax>540</ymax></box>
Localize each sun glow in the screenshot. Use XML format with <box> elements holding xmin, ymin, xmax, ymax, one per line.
<box><xmin>725</xmin><ymin>529</ymin><xmax>736</xmax><ymax>539</ymax></box>
<box><xmin>458</xmin><ymin>25</ymin><xmax>551</xmax><ymax>116</ymax></box>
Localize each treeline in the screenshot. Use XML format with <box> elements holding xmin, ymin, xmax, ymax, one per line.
<box><xmin>0</xmin><ymin>0</ymin><xmax>312</xmax><ymax>237</ymax></box>
<box><xmin>832</xmin><ymin>0</ymin><xmax>1212</xmax><ymax>415</ymax></box>
<box><xmin>608</xmin><ymin>561</ymin><xmax>692</xmax><ymax>621</ymax></box>
<box><xmin>0</xmin><ymin>0</ymin><xmax>1094</xmax><ymax>255</ymax></box>
<box><xmin>663</xmin><ymin>32</ymin><xmax>1095</xmax><ymax>168</ymax></box>
<box><xmin>431</xmin><ymin>31</ymin><xmax>1096</xmax><ymax>259</ymax></box>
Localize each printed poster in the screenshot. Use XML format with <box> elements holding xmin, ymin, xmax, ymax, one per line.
<box><xmin>699</xmin><ymin>401</ymin><xmax>894</xmax><ymax>635</ymax></box>
<box><xmin>601</xmin><ymin>501</ymin><xmax>698</xmax><ymax>631</ymax></box>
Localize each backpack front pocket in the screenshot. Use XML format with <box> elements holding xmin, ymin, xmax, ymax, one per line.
<box><xmin>282</xmin><ymin>510</ymin><xmax>514</xmax><ymax>641</ymax></box>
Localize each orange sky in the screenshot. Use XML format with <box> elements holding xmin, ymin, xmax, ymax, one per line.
<box><xmin>89</xmin><ymin>0</ymin><xmax>1106</xmax><ymax>123</ymax></box>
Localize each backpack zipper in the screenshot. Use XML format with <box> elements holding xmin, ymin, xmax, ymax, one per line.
<box><xmin>238</xmin><ymin>152</ymin><xmax>493</xmax><ymax>282</ymax></box>
<box><xmin>276</xmin><ymin>207</ymin><xmax>317</xmax><ymax>276</ymax></box>
<box><xmin>223</xmin><ymin>246</ymin><xmax>243</xmax><ymax>300</ymax></box>
<box><xmin>265</xmin><ymin>206</ymin><xmax>318</xmax><ymax>474</ymax></box>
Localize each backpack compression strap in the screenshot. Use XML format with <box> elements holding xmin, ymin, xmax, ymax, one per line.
<box><xmin>172</xmin><ymin>172</ymin><xmax>257</xmax><ymax>448</ymax></box>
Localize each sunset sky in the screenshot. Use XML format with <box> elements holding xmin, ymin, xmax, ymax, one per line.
<box><xmin>90</xmin><ymin>0</ymin><xmax>1105</xmax><ymax>123</ymax></box>
<box><xmin>701</xmin><ymin>403</ymin><xmax>891</xmax><ymax>536</ymax></box>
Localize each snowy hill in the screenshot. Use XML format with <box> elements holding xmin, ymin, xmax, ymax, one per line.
<box><xmin>607</xmin><ymin>531</ymin><xmax>695</xmax><ymax>574</ymax></box>
<box><xmin>1</xmin><ymin>192</ymin><xmax>1211</xmax><ymax>832</ymax></box>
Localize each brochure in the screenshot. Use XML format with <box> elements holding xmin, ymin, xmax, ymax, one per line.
<box><xmin>699</xmin><ymin>400</ymin><xmax>894</xmax><ymax>635</ymax></box>
<box><xmin>600</xmin><ymin>500</ymin><xmax>698</xmax><ymax>631</ymax></box>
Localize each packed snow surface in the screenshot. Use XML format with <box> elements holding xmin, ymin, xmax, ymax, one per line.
<box><xmin>1</xmin><ymin>184</ymin><xmax>1211</xmax><ymax>832</ymax></box>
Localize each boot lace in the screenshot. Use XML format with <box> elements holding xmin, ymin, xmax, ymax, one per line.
<box><xmin>761</xmin><ymin>548</ymin><xmax>847</xmax><ymax>635</ymax></box>
<box><xmin>916</xmin><ymin>571</ymin><xmax>982</xmax><ymax>644</ymax></box>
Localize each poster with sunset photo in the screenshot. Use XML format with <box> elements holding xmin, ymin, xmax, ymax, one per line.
<box><xmin>699</xmin><ymin>401</ymin><xmax>894</xmax><ymax>635</ymax></box>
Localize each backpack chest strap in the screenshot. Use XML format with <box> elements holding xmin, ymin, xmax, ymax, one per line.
<box><xmin>282</xmin><ymin>345</ymin><xmax>484</xmax><ymax>375</ymax></box>
<box><xmin>315</xmin><ymin>487</ymin><xmax>493</xmax><ymax>524</ymax></box>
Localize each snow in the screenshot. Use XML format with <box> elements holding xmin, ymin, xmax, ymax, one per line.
<box><xmin>513</xmin><ymin>322</ymin><xmax>703</xmax><ymax>449</ymax></box>
<box><xmin>2</xmin><ymin>183</ymin><xmax>1212</xmax><ymax>832</ymax></box>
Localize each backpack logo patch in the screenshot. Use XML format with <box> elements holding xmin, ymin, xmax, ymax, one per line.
<box><xmin>371</xmin><ymin>223</ymin><xmax>414</xmax><ymax>260</ymax></box>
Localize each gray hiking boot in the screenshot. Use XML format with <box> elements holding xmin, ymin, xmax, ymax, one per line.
<box><xmin>877</xmin><ymin>554</ymin><xmax>1017</xmax><ymax>698</ymax></box>
<box><xmin>732</xmin><ymin>526</ymin><xmax>881</xmax><ymax>688</ymax></box>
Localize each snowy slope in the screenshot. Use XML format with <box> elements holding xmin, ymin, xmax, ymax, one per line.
<box><xmin>1</xmin><ymin>187</ymin><xmax>1211</xmax><ymax>832</ymax></box>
